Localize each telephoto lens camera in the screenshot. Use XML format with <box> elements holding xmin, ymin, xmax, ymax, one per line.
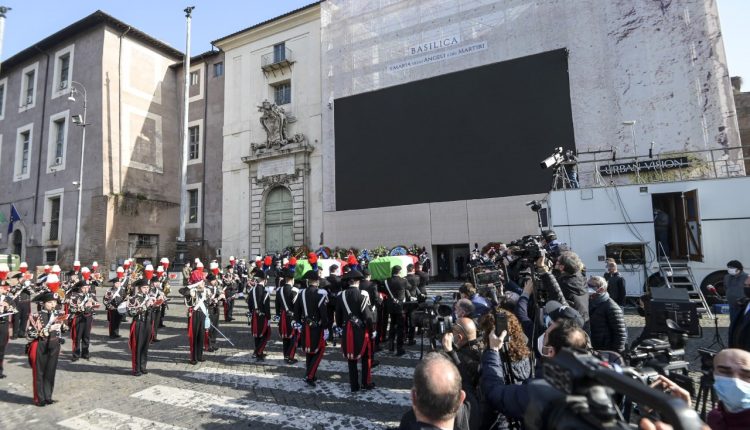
<box><xmin>525</xmin><ymin>348</ymin><xmax>704</xmax><ymax>430</ymax></box>
<box><xmin>410</xmin><ymin>296</ymin><xmax>453</xmax><ymax>339</ymax></box>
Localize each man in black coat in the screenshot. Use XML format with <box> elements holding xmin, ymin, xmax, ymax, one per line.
<box><xmin>383</xmin><ymin>265</ymin><xmax>409</xmax><ymax>355</ymax></box>
<box><xmin>542</xmin><ymin>252</ymin><xmax>590</xmax><ymax>332</ymax></box>
<box><xmin>603</xmin><ymin>260</ymin><xmax>627</xmax><ymax>307</ymax></box>
<box><xmin>587</xmin><ymin>276</ymin><xmax>627</xmax><ymax>354</ymax></box>
<box><xmin>730</xmin><ymin>277</ymin><xmax>750</xmax><ymax>352</ymax></box>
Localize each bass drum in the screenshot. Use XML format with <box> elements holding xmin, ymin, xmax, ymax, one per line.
<box><xmin>117</xmin><ymin>301</ymin><xmax>128</xmax><ymax>315</ymax></box>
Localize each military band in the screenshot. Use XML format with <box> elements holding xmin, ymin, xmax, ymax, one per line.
<box><xmin>26</xmin><ymin>291</ymin><xmax>66</xmax><ymax>406</ymax></box>
<box><xmin>128</xmin><ymin>279</ymin><xmax>154</xmax><ymax>376</ymax></box>
<box><xmin>0</xmin><ymin>254</ymin><xmax>431</xmax><ymax>407</ymax></box>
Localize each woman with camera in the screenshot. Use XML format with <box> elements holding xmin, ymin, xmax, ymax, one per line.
<box><xmin>478</xmin><ymin>309</ymin><xmax>532</xmax><ymax>430</ymax></box>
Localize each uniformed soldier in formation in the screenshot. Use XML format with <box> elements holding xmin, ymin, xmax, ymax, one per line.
<box><xmin>247</xmin><ymin>271</ymin><xmax>272</xmax><ymax>360</ymax></box>
<box><xmin>324</xmin><ymin>265</ymin><xmax>342</xmax><ymax>340</ymax></box>
<box><xmin>336</xmin><ymin>269</ymin><xmax>376</xmax><ymax>392</ymax></box>
<box><xmin>222</xmin><ymin>265</ymin><xmax>239</xmax><ymax>322</ymax></box>
<box><xmin>383</xmin><ymin>265</ymin><xmax>409</xmax><ymax>356</ymax></box>
<box><xmin>11</xmin><ymin>273</ymin><xmax>34</xmax><ymax>339</ymax></box>
<box><xmin>26</xmin><ymin>290</ymin><xmax>66</xmax><ymax>406</ymax></box>
<box><xmin>276</xmin><ymin>269</ymin><xmax>300</xmax><ymax>363</ymax></box>
<box><xmin>148</xmin><ymin>274</ymin><xmax>167</xmax><ymax>343</ymax></box>
<box><xmin>0</xmin><ymin>280</ymin><xmax>19</xmax><ymax>378</ymax></box>
<box><xmin>128</xmin><ymin>279</ymin><xmax>154</xmax><ymax>376</ymax></box>
<box><xmin>295</xmin><ymin>270</ymin><xmax>328</xmax><ymax>386</ymax></box>
<box><xmin>405</xmin><ymin>264</ymin><xmax>424</xmax><ymax>346</ymax></box>
<box><xmin>180</xmin><ymin>280</ymin><xmax>208</xmax><ymax>364</ymax></box>
<box><xmin>68</xmin><ymin>280</ymin><xmax>99</xmax><ymax>361</ymax></box>
<box><xmin>205</xmin><ymin>274</ymin><xmax>223</xmax><ymax>352</ymax></box>
<box><xmin>103</xmin><ymin>277</ymin><xmax>125</xmax><ymax>338</ymax></box>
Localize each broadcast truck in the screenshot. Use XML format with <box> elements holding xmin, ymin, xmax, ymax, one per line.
<box><xmin>543</xmin><ymin>145</ymin><xmax>750</xmax><ymax>315</ymax></box>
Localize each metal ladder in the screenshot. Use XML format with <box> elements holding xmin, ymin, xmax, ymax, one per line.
<box><xmin>657</xmin><ymin>259</ymin><xmax>713</xmax><ymax>319</ymax></box>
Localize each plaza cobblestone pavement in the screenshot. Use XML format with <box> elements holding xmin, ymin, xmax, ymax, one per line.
<box><xmin>0</xmin><ymin>282</ymin><xmax>729</xmax><ymax>429</ymax></box>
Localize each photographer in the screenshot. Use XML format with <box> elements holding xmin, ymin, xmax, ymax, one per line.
<box><xmin>538</xmin><ymin>252</ymin><xmax>589</xmax><ymax>331</ymax></box>
<box><xmin>459</xmin><ymin>283</ymin><xmax>491</xmax><ymax>319</ymax></box>
<box><xmin>442</xmin><ymin>317</ymin><xmax>482</xmax><ymax>430</ymax></box>
<box><xmin>480</xmin><ymin>319</ymin><xmax>589</xmax><ymax>423</ymax></box>
<box><xmin>587</xmin><ymin>276</ymin><xmax>627</xmax><ymax>354</ymax></box>
<box><xmin>442</xmin><ymin>318</ymin><xmax>482</xmax><ymax>388</ymax></box>
<box><xmin>479</xmin><ymin>309</ymin><xmax>532</xmax><ymax>429</ymax></box>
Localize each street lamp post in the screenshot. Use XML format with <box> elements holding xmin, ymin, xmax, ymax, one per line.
<box><xmin>69</xmin><ymin>81</ymin><xmax>88</xmax><ymax>262</ymax></box>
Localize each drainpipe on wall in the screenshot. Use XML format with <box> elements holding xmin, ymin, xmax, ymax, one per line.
<box><xmin>117</xmin><ymin>26</ymin><xmax>131</xmax><ymax>194</ymax></box>
<box><xmin>32</xmin><ymin>47</ymin><xmax>51</xmax><ymax>226</ymax></box>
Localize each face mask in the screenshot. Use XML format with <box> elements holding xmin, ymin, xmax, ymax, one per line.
<box><xmin>714</xmin><ymin>375</ymin><xmax>750</xmax><ymax>413</ymax></box>
<box><xmin>587</xmin><ymin>288</ymin><xmax>597</xmax><ymax>295</ymax></box>
<box><xmin>728</xmin><ymin>268</ymin><xmax>739</xmax><ymax>276</ymax></box>
<box><xmin>536</xmin><ymin>334</ymin><xmax>546</xmax><ymax>356</ymax></box>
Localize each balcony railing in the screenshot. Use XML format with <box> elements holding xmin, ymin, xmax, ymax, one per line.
<box><xmin>553</xmin><ymin>144</ymin><xmax>750</xmax><ymax>190</ymax></box>
<box><xmin>261</xmin><ymin>47</ymin><xmax>294</xmax><ymax>73</ymax></box>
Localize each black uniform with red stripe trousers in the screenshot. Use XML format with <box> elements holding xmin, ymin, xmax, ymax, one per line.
<box><xmin>248</xmin><ymin>283</ymin><xmax>271</xmax><ymax>359</ymax></box>
<box><xmin>336</xmin><ymin>286</ymin><xmax>375</xmax><ymax>392</ymax></box>
<box><xmin>69</xmin><ymin>291</ymin><xmax>97</xmax><ymax>360</ymax></box>
<box><xmin>26</xmin><ymin>310</ymin><xmax>64</xmax><ymax>405</ymax></box>
<box><xmin>127</xmin><ymin>293</ymin><xmax>153</xmax><ymax>375</ymax></box>
<box><xmin>295</xmin><ymin>285</ymin><xmax>328</xmax><ymax>384</ymax></box>
<box><xmin>276</xmin><ymin>282</ymin><xmax>299</xmax><ymax>362</ymax></box>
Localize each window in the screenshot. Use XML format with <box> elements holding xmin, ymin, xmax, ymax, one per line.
<box><xmin>273</xmin><ymin>43</ymin><xmax>286</xmax><ymax>63</ymax></box>
<box><xmin>44</xmin><ymin>249</ymin><xmax>58</xmax><ymax>264</ymax></box>
<box><xmin>47</xmin><ymin>110</ymin><xmax>69</xmax><ymax>172</ymax></box>
<box><xmin>185</xmin><ymin>183</ymin><xmax>202</xmax><ymax>227</ymax></box>
<box><xmin>43</xmin><ymin>188</ymin><xmax>64</xmax><ymax>243</ymax></box>
<box><xmin>135</xmin><ymin>234</ymin><xmax>158</xmax><ymax>246</ymax></box>
<box><xmin>188</xmin><ymin>64</ymin><xmax>205</xmax><ymax>102</ymax></box>
<box><xmin>213</xmin><ymin>62</ymin><xmax>224</xmax><ymax>77</ymax></box>
<box><xmin>190</xmin><ymin>71</ymin><xmax>200</xmax><ymax>86</ymax></box>
<box><xmin>48</xmin><ymin>197</ymin><xmax>61</xmax><ymax>241</ymax></box>
<box><xmin>188</xmin><ymin>189</ymin><xmax>199</xmax><ymax>224</ymax></box>
<box><xmin>0</xmin><ymin>78</ymin><xmax>6</xmax><ymax>120</ymax></box>
<box><xmin>24</xmin><ymin>71</ymin><xmax>35</xmax><ymax>104</ymax></box>
<box><xmin>19</xmin><ymin>62</ymin><xmax>39</xmax><ymax>111</ymax></box>
<box><xmin>273</xmin><ymin>81</ymin><xmax>291</xmax><ymax>105</ymax></box>
<box><xmin>52</xmin><ymin>45</ymin><xmax>74</xmax><ymax>99</ymax></box>
<box><xmin>58</xmin><ymin>55</ymin><xmax>70</xmax><ymax>89</ymax></box>
<box><xmin>188</xmin><ymin>125</ymin><xmax>200</xmax><ymax>160</ymax></box>
<box><xmin>54</xmin><ymin>119</ymin><xmax>65</xmax><ymax>159</ymax></box>
<box><xmin>14</xmin><ymin>123</ymin><xmax>33</xmax><ymax>181</ymax></box>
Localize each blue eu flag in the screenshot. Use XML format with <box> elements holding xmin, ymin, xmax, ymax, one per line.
<box><xmin>7</xmin><ymin>204</ymin><xmax>20</xmax><ymax>235</ymax></box>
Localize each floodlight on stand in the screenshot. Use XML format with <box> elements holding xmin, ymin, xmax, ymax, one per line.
<box><xmin>72</xmin><ymin>114</ymin><xmax>83</xmax><ymax>125</ymax></box>
<box><xmin>540</xmin><ymin>147</ymin><xmax>564</xmax><ymax>169</ymax></box>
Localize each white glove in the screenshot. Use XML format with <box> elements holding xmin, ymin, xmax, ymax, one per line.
<box><xmin>323</xmin><ymin>329</ymin><xmax>330</xmax><ymax>340</ymax></box>
<box><xmin>371</xmin><ymin>331</ymin><xmax>378</xmax><ymax>339</ymax></box>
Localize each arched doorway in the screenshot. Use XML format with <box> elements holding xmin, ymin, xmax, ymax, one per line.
<box><xmin>264</xmin><ymin>187</ymin><xmax>293</xmax><ymax>254</ymax></box>
<box><xmin>12</xmin><ymin>229</ymin><xmax>23</xmax><ymax>259</ymax></box>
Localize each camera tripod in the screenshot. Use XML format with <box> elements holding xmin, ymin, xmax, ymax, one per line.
<box><xmin>704</xmin><ymin>313</ymin><xmax>724</xmax><ymax>351</ymax></box>
<box><xmin>694</xmin><ymin>372</ymin><xmax>716</xmax><ymax>421</ymax></box>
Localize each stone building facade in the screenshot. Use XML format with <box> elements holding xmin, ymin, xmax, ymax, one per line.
<box><xmin>214</xmin><ymin>4</ymin><xmax>323</xmax><ymax>258</ymax></box>
<box><xmin>0</xmin><ymin>11</ymin><xmax>183</xmax><ymax>268</ymax></box>
<box><xmin>173</xmin><ymin>50</ymin><xmax>225</xmax><ymax>261</ymax></box>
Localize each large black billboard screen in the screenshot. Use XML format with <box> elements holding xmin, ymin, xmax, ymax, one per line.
<box><xmin>334</xmin><ymin>48</ymin><xmax>574</xmax><ymax>211</ymax></box>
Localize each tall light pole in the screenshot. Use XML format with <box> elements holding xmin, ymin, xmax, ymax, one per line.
<box><xmin>177</xmin><ymin>6</ymin><xmax>195</xmax><ymax>264</ymax></box>
<box><xmin>0</xmin><ymin>7</ymin><xmax>11</xmax><ymax>67</ymax></box>
<box><xmin>69</xmin><ymin>81</ymin><xmax>88</xmax><ymax>262</ymax></box>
